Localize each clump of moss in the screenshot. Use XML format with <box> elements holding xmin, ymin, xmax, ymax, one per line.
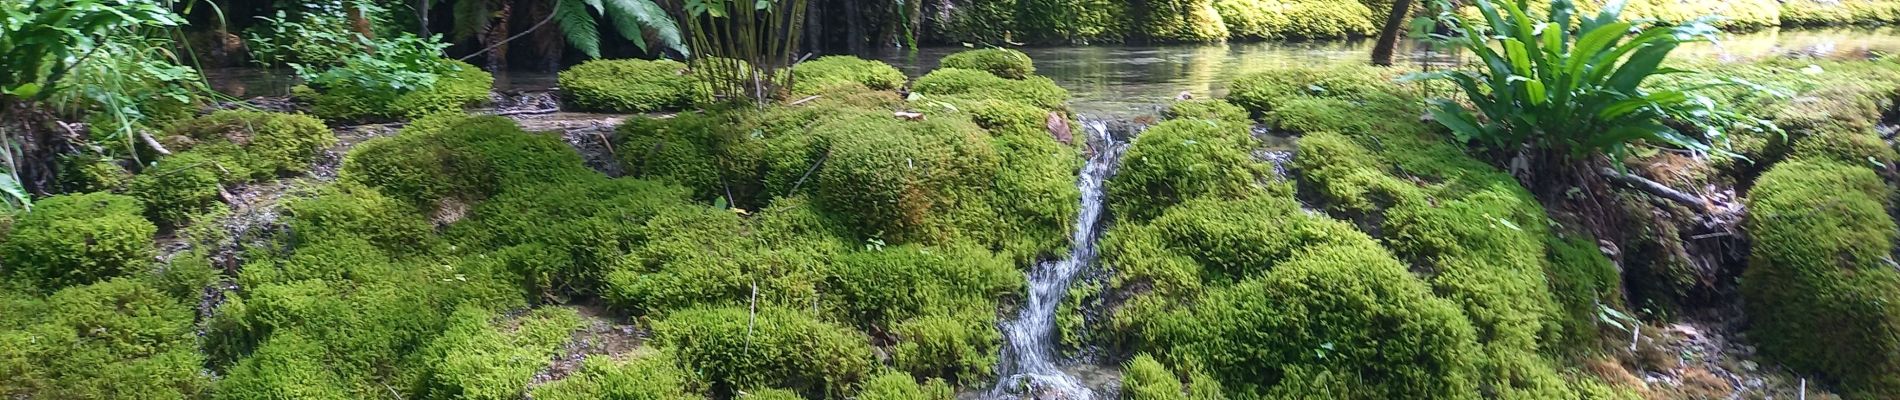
<box><xmin>57</xmin><ymin>155</ymin><xmax>129</xmax><ymax>193</ymax></box>
<box><xmin>1743</xmin><ymin>159</ymin><xmax>1900</xmax><ymax>396</ymax></box>
<box><xmin>158</xmin><ymin>110</ymin><xmax>336</xmax><ymax>178</ymax></box>
<box><xmin>940</xmin><ymin>48</ymin><xmax>1036</xmax><ymax>80</ymax></box>
<box><xmin>1123</xmin><ymin>354</ymin><xmax>1188</xmax><ymax>400</ymax></box>
<box><xmin>654</xmin><ymin>306</ymin><xmax>874</xmax><ymax>399</ymax></box>
<box><xmin>1225</xmin><ymin>65</ymin><xmax>1402</xmax><ymax>115</ymax></box>
<box><xmin>283</xmin><ymin>182</ymin><xmax>439</xmax><ymax>256</ymax></box>
<box><xmin>791</xmin><ymin>56</ymin><xmax>907</xmax><ymax>96</ymax></box>
<box><xmin>889</xmin><ymin>309</ymin><xmax>1002</xmax><ymax>386</ymax></box>
<box><xmin>414</xmin><ymin>307</ymin><xmax>583</xmax><ymax>400</ymax></box>
<box><xmin>559</xmin><ymin>59</ymin><xmax>696</xmax><ymax>112</ymax></box>
<box><xmin>912</xmin><ymin>68</ymin><xmax>1070</xmax><ymax>111</ymax></box>
<box><xmin>1</xmin><ymin>192</ymin><xmax>155</xmax><ymax>290</ymax></box>
<box><xmin>0</xmin><ymin>278</ymin><xmax>208</xmax><ymax>399</ymax></box>
<box><xmin>1780</xmin><ymin>0</ymin><xmax>1900</xmax><ymax>25</ymax></box>
<box><xmin>1138</xmin><ymin>0</ymin><xmax>1230</xmax><ymax>42</ymax></box>
<box><xmin>856</xmin><ymin>371</ymin><xmax>951</xmax><ymax>400</ymax></box>
<box><xmin>1545</xmin><ymin>235</ymin><xmax>1621</xmax><ymax>351</ymax></box>
<box><xmin>215</xmin><ymin>331</ymin><xmax>351</xmax><ymax>400</ymax></box>
<box><xmin>531</xmin><ymin>350</ymin><xmax>704</xmax><ymax>400</ymax></box>
<box><xmin>453</xmin><ymin>177</ymin><xmax>692</xmax><ymax>298</ymax></box>
<box><xmin>811</xmin><ymin>114</ymin><xmax>1000</xmax><ymax>242</ymax></box>
<box><xmin>127</xmin><ymin>151</ymin><xmax>232</xmax><ymax>225</ymax></box>
<box><xmin>1790</xmin><ymin>128</ymin><xmax>1898</xmax><ymax>167</ymax></box>
<box><xmin>1160</xmin><ymin>98</ymin><xmax>1251</xmax><ymax>127</ymax></box>
<box><xmin>1107</xmin><ymin>118</ymin><xmax>1266</xmax><ymax>222</ymax></box>
<box><xmin>615</xmin><ymin>110</ymin><xmax>765</xmax><ymax>203</ymax></box>
<box><xmin>341</xmin><ymin>115</ymin><xmax>591</xmax><ymax>211</ymax></box>
<box><xmin>295</xmin><ymin>59</ymin><xmax>493</xmax><ymax>122</ymax></box>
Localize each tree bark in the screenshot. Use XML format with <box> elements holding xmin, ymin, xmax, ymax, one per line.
<box><xmin>1370</xmin><ymin>0</ymin><xmax>1414</xmax><ymax>66</ymax></box>
<box><xmin>844</xmin><ymin>0</ymin><xmax>865</xmax><ymax>54</ymax></box>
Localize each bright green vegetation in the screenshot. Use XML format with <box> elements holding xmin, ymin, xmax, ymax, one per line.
<box><xmin>558</xmin><ymin>59</ymin><xmax>698</xmax><ymax>112</ymax></box>
<box><xmin>790</xmin><ymin>56</ymin><xmax>908</xmax><ymax>96</ymax></box>
<box><xmin>1106</xmin><ymin>118</ymin><xmax>1269</xmax><ymax>222</ymax></box>
<box><xmin>1780</xmin><ymin>0</ymin><xmax>1900</xmax><ymax>25</ymax></box>
<box><xmin>940</xmin><ymin>48</ymin><xmax>1036</xmax><ymax>80</ymax></box>
<box><xmin>414</xmin><ymin>307</ymin><xmax>584</xmax><ymax>399</ymax></box>
<box><xmin>655</xmin><ymin>306</ymin><xmax>873</xmax><ymax>399</ymax></box>
<box><xmin>530</xmin><ymin>350</ymin><xmax>703</xmax><ymax>400</ymax></box>
<box><xmin>1743</xmin><ymin>160</ymin><xmax>1900</xmax><ymax>397</ymax></box>
<box><xmin>294</xmin><ymin>58</ymin><xmax>494</xmax><ymax>123</ymax></box>
<box><xmin>1138</xmin><ymin>0</ymin><xmax>1230</xmax><ymax>42</ymax></box>
<box><xmin>855</xmin><ymin>371</ymin><xmax>952</xmax><ymax>400</ymax></box>
<box><xmin>127</xmin><ymin>111</ymin><xmax>338</xmax><ymax>225</ymax></box>
<box><xmin>0</xmin><ymin>278</ymin><xmax>209</xmax><ymax>399</ymax></box>
<box><xmin>1214</xmin><ymin>0</ymin><xmax>1376</xmax><ymax>39</ymax></box>
<box><xmin>0</xmin><ymin>192</ymin><xmax>154</xmax><ymax>291</ymax></box>
<box><xmin>913</xmin><ymin>68</ymin><xmax>1071</xmax><ymax>111</ymax></box>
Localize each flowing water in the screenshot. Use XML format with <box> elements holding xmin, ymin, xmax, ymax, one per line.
<box><xmin>989</xmin><ymin>120</ymin><xmax>1128</xmax><ymax>400</ymax></box>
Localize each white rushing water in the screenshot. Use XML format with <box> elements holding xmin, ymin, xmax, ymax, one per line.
<box><xmin>990</xmin><ymin>120</ymin><xmax>1128</xmax><ymax>400</ymax></box>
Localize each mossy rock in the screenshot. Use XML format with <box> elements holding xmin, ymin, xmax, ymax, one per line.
<box><xmin>1225</xmin><ymin>65</ymin><xmax>1403</xmax><ymax>115</ymax></box>
<box><xmin>912</xmin><ymin>68</ymin><xmax>1069</xmax><ymax>111</ymax></box>
<box><xmin>530</xmin><ymin>350</ymin><xmax>705</xmax><ymax>400</ymax></box>
<box><xmin>1121</xmin><ymin>354</ymin><xmax>1188</xmax><ymax>400</ymax></box>
<box><xmin>283</xmin><ymin>182</ymin><xmax>438</xmax><ymax>256</ymax></box>
<box><xmin>940</xmin><ymin>48</ymin><xmax>1036</xmax><ymax>80</ymax></box>
<box><xmin>559</xmin><ymin>59</ymin><xmax>696</xmax><ymax>113</ymax></box>
<box><xmin>1107</xmin><ymin>118</ymin><xmax>1266</xmax><ymax>222</ymax></box>
<box><xmin>0</xmin><ymin>278</ymin><xmax>208</xmax><ymax>399</ymax></box>
<box><xmin>414</xmin><ymin>307</ymin><xmax>584</xmax><ymax>400</ymax></box>
<box><xmin>654</xmin><ymin>306</ymin><xmax>874</xmax><ymax>399</ymax></box>
<box><xmin>295</xmin><ymin>59</ymin><xmax>493</xmax><ymax>123</ymax></box>
<box><xmin>856</xmin><ymin>371</ymin><xmax>952</xmax><ymax>400</ymax></box>
<box><xmin>452</xmin><ymin>177</ymin><xmax>692</xmax><ymax>297</ymax></box>
<box><xmin>1743</xmin><ymin>159</ymin><xmax>1900</xmax><ymax>396</ymax></box>
<box><xmin>615</xmin><ymin>110</ymin><xmax>767</xmax><ymax>204</ymax></box>
<box><xmin>1160</xmin><ymin>99</ymin><xmax>1251</xmax><ymax>127</ymax></box>
<box><xmin>809</xmin><ymin>113</ymin><xmax>1000</xmax><ymax>242</ymax></box>
<box><xmin>889</xmin><ymin>309</ymin><xmax>1002</xmax><ymax>386</ymax></box>
<box><xmin>791</xmin><ymin>56</ymin><xmax>908</xmax><ymax>96</ymax></box>
<box><xmin>215</xmin><ymin>331</ymin><xmax>351</xmax><ymax>400</ymax></box>
<box><xmin>0</xmin><ymin>192</ymin><xmax>156</xmax><ymax>290</ymax></box>
<box><xmin>158</xmin><ymin>110</ymin><xmax>336</xmax><ymax>179</ymax></box>
<box><xmin>340</xmin><ymin>115</ymin><xmax>592</xmax><ymax>211</ymax></box>
<box><xmin>56</xmin><ymin>155</ymin><xmax>130</xmax><ymax>193</ymax></box>
<box><xmin>1138</xmin><ymin>0</ymin><xmax>1230</xmax><ymax>42</ymax></box>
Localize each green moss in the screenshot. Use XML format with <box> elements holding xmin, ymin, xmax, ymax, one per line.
<box><xmin>988</xmin><ymin>133</ymin><xmax>1083</xmax><ymax>260</ymax></box>
<box><xmin>830</xmin><ymin>243</ymin><xmax>1020</xmax><ymax>325</ymax></box>
<box><xmin>0</xmin><ymin>192</ymin><xmax>155</xmax><ymax>290</ymax></box>
<box><xmin>1292</xmin><ymin>131</ymin><xmax>1426</xmax><ymax>213</ymax></box>
<box><xmin>1278</xmin><ymin>0</ymin><xmax>1378</xmax><ymax>38</ymax></box>
<box><xmin>653</xmin><ymin>306</ymin><xmax>874</xmax><ymax>399</ymax></box>
<box><xmin>1141</xmin><ymin>196</ymin><xmax>1373</xmax><ymax>284</ymax></box>
<box><xmin>1790</xmin><ymin>128</ymin><xmax>1898</xmax><ymax>168</ymax></box>
<box><xmin>296</xmin><ymin>59</ymin><xmax>493</xmax><ymax>122</ymax></box>
<box><xmin>1123</xmin><ymin>354</ymin><xmax>1187</xmax><ymax>400</ymax></box>
<box><xmin>1743</xmin><ymin>159</ymin><xmax>1900</xmax><ymax>396</ymax></box>
<box><xmin>940</xmin><ymin>48</ymin><xmax>1036</xmax><ymax>80</ymax></box>
<box><xmin>284</xmin><ymin>182</ymin><xmax>438</xmax><ymax>256</ymax></box>
<box><xmin>414</xmin><ymin>306</ymin><xmax>583</xmax><ymax>400</ymax></box>
<box><xmin>1780</xmin><ymin>0</ymin><xmax>1900</xmax><ymax>25</ymax></box>
<box><xmin>341</xmin><ymin>115</ymin><xmax>592</xmax><ymax>211</ymax></box>
<box><xmin>215</xmin><ymin>331</ymin><xmax>351</xmax><ymax>400</ymax></box>
<box><xmin>1624</xmin><ymin>0</ymin><xmax>1780</xmax><ymax>28</ymax></box>
<box><xmin>1138</xmin><ymin>0</ymin><xmax>1230</xmax><ymax>42</ymax></box>
<box><xmin>531</xmin><ymin>351</ymin><xmax>705</xmax><ymax>400</ymax></box>
<box><xmin>453</xmin><ymin>177</ymin><xmax>692</xmax><ymax>298</ymax></box>
<box><xmin>159</xmin><ymin>110</ymin><xmax>336</xmax><ymax>178</ymax></box>
<box><xmin>913</xmin><ymin>68</ymin><xmax>1070</xmax><ymax>111</ymax></box>
<box><xmin>1107</xmin><ymin>118</ymin><xmax>1266</xmax><ymax>222</ymax></box>
<box><xmin>0</xmin><ymin>278</ymin><xmax>208</xmax><ymax>399</ymax></box>
<box><xmin>857</xmin><ymin>371</ymin><xmax>952</xmax><ymax>400</ymax></box>
<box><xmin>812</xmin><ymin>114</ymin><xmax>999</xmax><ymax>242</ymax></box>
<box><xmin>56</xmin><ymin>155</ymin><xmax>129</xmax><ymax>193</ymax></box>
<box><xmin>742</xmin><ymin>388</ymin><xmax>803</xmax><ymax>400</ymax></box>
<box><xmin>1544</xmin><ymin>235</ymin><xmax>1620</xmax><ymax>352</ymax></box>
<box><xmin>1225</xmin><ymin>65</ymin><xmax>1403</xmax><ymax>116</ymax></box>
<box><xmin>791</xmin><ymin>56</ymin><xmax>907</xmax><ymax>96</ymax></box>
<box><xmin>559</xmin><ymin>59</ymin><xmax>697</xmax><ymax>113</ymax></box>
<box><xmin>616</xmin><ymin>111</ymin><xmax>766</xmax><ymax>204</ymax></box>
<box><xmin>128</xmin><ymin>151</ymin><xmax>231</xmax><ymax>225</ymax></box>
<box><xmin>1160</xmin><ymin>99</ymin><xmax>1251</xmax><ymax>127</ymax></box>
<box><xmin>890</xmin><ymin>309</ymin><xmax>1001</xmax><ymax>386</ymax></box>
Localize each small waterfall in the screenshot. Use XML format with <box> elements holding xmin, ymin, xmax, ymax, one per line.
<box><xmin>990</xmin><ymin>120</ymin><xmax>1129</xmax><ymax>400</ymax></box>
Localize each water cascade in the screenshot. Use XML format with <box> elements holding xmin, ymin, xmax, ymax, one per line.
<box><xmin>990</xmin><ymin>120</ymin><xmax>1129</xmax><ymax>400</ymax></box>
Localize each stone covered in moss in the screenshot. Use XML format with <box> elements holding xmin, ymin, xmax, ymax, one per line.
<box><xmin>530</xmin><ymin>350</ymin><xmax>704</xmax><ymax>400</ymax></box>
<box><xmin>940</xmin><ymin>48</ymin><xmax>1036</xmax><ymax>79</ymax></box>
<box><xmin>912</xmin><ymin>68</ymin><xmax>1070</xmax><ymax>111</ymax></box>
<box><xmin>0</xmin><ymin>278</ymin><xmax>208</xmax><ymax>399</ymax></box>
<box><xmin>295</xmin><ymin>59</ymin><xmax>493</xmax><ymax>122</ymax></box>
<box><xmin>1107</xmin><ymin>118</ymin><xmax>1266</xmax><ymax>222</ymax></box>
<box><xmin>1216</xmin><ymin>0</ymin><xmax>1375</xmax><ymax>39</ymax></box>
<box><xmin>158</xmin><ymin>110</ymin><xmax>336</xmax><ymax>178</ymax></box>
<box><xmin>341</xmin><ymin>115</ymin><xmax>591</xmax><ymax>211</ymax></box>
<box><xmin>856</xmin><ymin>371</ymin><xmax>952</xmax><ymax>400</ymax></box>
<box><xmin>1160</xmin><ymin>98</ymin><xmax>1251</xmax><ymax>127</ymax></box>
<box><xmin>1</xmin><ymin>192</ymin><xmax>155</xmax><ymax>290</ymax></box>
<box><xmin>214</xmin><ymin>331</ymin><xmax>351</xmax><ymax>400</ymax></box>
<box><xmin>1225</xmin><ymin>65</ymin><xmax>1402</xmax><ymax>115</ymax></box>
<box><xmin>414</xmin><ymin>307</ymin><xmax>583</xmax><ymax>400</ymax></box>
<box><xmin>654</xmin><ymin>306</ymin><xmax>874</xmax><ymax>399</ymax></box>
<box><xmin>1122</xmin><ymin>354</ymin><xmax>1187</xmax><ymax>400</ymax></box>
<box><xmin>791</xmin><ymin>56</ymin><xmax>908</xmax><ymax>96</ymax></box>
<box><xmin>284</xmin><ymin>182</ymin><xmax>438</xmax><ymax>256</ymax></box>
<box><xmin>56</xmin><ymin>155</ymin><xmax>129</xmax><ymax>193</ymax></box>
<box><xmin>559</xmin><ymin>59</ymin><xmax>697</xmax><ymax>112</ymax></box>
<box><xmin>1743</xmin><ymin>159</ymin><xmax>1900</xmax><ymax>396</ymax></box>
<box><xmin>129</xmin><ymin>151</ymin><xmax>235</xmax><ymax>225</ymax></box>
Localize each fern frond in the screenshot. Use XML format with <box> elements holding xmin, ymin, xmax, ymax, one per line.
<box><xmin>554</xmin><ymin>0</ymin><xmax>602</xmax><ymax>58</ymax></box>
<box><xmin>451</xmin><ymin>0</ymin><xmax>491</xmax><ymax>42</ymax></box>
<box><xmin>601</xmin><ymin>0</ymin><xmax>686</xmax><ymax>55</ymax></box>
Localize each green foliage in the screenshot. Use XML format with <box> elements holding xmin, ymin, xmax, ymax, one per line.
<box><xmin>454</xmin><ymin>177</ymin><xmax>692</xmax><ymax>297</ymax></box>
<box><xmin>653</xmin><ymin>306</ymin><xmax>874</xmax><ymax>399</ymax></box>
<box><xmin>531</xmin><ymin>350</ymin><xmax>705</xmax><ymax>400</ymax></box>
<box><xmin>215</xmin><ymin>331</ymin><xmax>351</xmax><ymax>400</ymax></box>
<box><xmin>296</xmin><ymin>58</ymin><xmax>493</xmax><ymax>122</ymax></box>
<box><xmin>158</xmin><ymin>110</ymin><xmax>337</xmax><ymax>179</ymax></box>
<box><xmin>1779</xmin><ymin>0</ymin><xmax>1900</xmax><ymax>25</ymax></box>
<box><xmin>56</xmin><ymin>155</ymin><xmax>129</xmax><ymax>193</ymax></box>
<box><xmin>1107</xmin><ymin>118</ymin><xmax>1266</xmax><ymax>222</ymax></box>
<box><xmin>1137</xmin><ymin>0</ymin><xmax>1230</xmax><ymax>42</ymax></box>
<box><xmin>550</xmin><ymin>0</ymin><xmax>687</xmax><ymax>58</ymax></box>
<box><xmin>0</xmin><ymin>278</ymin><xmax>208</xmax><ymax>399</ymax></box>
<box><xmin>615</xmin><ymin>111</ymin><xmax>764</xmax><ymax>203</ymax></box>
<box><xmin>1225</xmin><ymin>64</ymin><xmax>1405</xmax><ymax>116</ymax></box>
<box><xmin>811</xmin><ymin>114</ymin><xmax>1000</xmax><ymax>243</ymax></box>
<box><xmin>128</xmin><ymin>151</ymin><xmax>229</xmax><ymax>225</ymax></box>
<box><xmin>558</xmin><ymin>59</ymin><xmax>698</xmax><ymax>112</ymax></box>
<box><xmin>0</xmin><ymin>0</ymin><xmax>180</xmax><ymax>99</ymax></box>
<box><xmin>0</xmin><ymin>192</ymin><xmax>155</xmax><ymax>290</ymax></box>
<box><xmin>941</xmin><ymin>48</ymin><xmax>1036</xmax><ymax>80</ymax></box>
<box><xmin>1160</xmin><ymin>99</ymin><xmax>1251</xmax><ymax>127</ymax></box>
<box><xmin>1544</xmin><ymin>235</ymin><xmax>1620</xmax><ymax>350</ymax></box>
<box><xmin>889</xmin><ymin>309</ymin><xmax>1003</xmax><ymax>385</ymax></box>
<box><xmin>1215</xmin><ymin>0</ymin><xmax>1375</xmax><ymax>39</ymax></box>
<box><xmin>1743</xmin><ymin>159</ymin><xmax>1900</xmax><ymax>396</ymax></box>
<box><xmin>1122</xmin><ymin>354</ymin><xmax>1187</xmax><ymax>400</ymax></box>
<box><xmin>415</xmin><ymin>307</ymin><xmax>584</xmax><ymax>400</ymax></box>
<box><xmin>284</xmin><ymin>182</ymin><xmax>439</xmax><ymax>256</ymax></box>
<box><xmin>341</xmin><ymin>115</ymin><xmax>590</xmax><ymax>211</ymax></box>
<box><xmin>243</xmin><ymin>4</ymin><xmax>364</xmax><ymax>67</ymax></box>
<box><xmin>913</xmin><ymin>68</ymin><xmax>1070</xmax><ymax>111</ymax></box>
<box><xmin>856</xmin><ymin>371</ymin><xmax>952</xmax><ymax>400</ymax></box>
<box><xmin>1416</xmin><ymin>0</ymin><xmax>1766</xmax><ymax>161</ymax></box>
<box><xmin>791</xmin><ymin>56</ymin><xmax>908</xmax><ymax>96</ymax></box>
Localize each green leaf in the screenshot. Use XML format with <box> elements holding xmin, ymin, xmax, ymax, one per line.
<box><xmin>554</xmin><ymin>0</ymin><xmax>603</xmax><ymax>59</ymax></box>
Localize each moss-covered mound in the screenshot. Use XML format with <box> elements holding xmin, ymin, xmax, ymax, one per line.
<box><xmin>1107</xmin><ymin>118</ymin><xmax>1269</xmax><ymax>222</ymax></box>
<box><xmin>157</xmin><ymin>110</ymin><xmax>336</xmax><ymax>179</ymax></box>
<box><xmin>1743</xmin><ymin>159</ymin><xmax>1900</xmax><ymax>396</ymax></box>
<box><xmin>558</xmin><ymin>59</ymin><xmax>697</xmax><ymax>113</ymax></box>
<box><xmin>127</xmin><ymin>151</ymin><xmax>228</xmax><ymax>224</ymax></box>
<box><xmin>294</xmin><ymin>59</ymin><xmax>493</xmax><ymax>123</ymax></box>
<box><xmin>1215</xmin><ymin>0</ymin><xmax>1376</xmax><ymax>39</ymax></box>
<box><xmin>1137</xmin><ymin>0</ymin><xmax>1230</xmax><ymax>42</ymax></box>
<box><xmin>341</xmin><ymin>115</ymin><xmax>590</xmax><ymax>211</ymax></box>
<box><xmin>912</xmin><ymin>68</ymin><xmax>1070</xmax><ymax>111</ymax></box>
<box><xmin>791</xmin><ymin>56</ymin><xmax>908</xmax><ymax>96</ymax></box>
<box><xmin>1</xmin><ymin>192</ymin><xmax>156</xmax><ymax>290</ymax></box>
<box><xmin>1780</xmin><ymin>0</ymin><xmax>1900</xmax><ymax>25</ymax></box>
<box><xmin>0</xmin><ymin>278</ymin><xmax>208</xmax><ymax>399</ymax></box>
<box><xmin>413</xmin><ymin>307</ymin><xmax>583</xmax><ymax>400</ymax></box>
<box><xmin>1160</xmin><ymin>98</ymin><xmax>1252</xmax><ymax>128</ymax></box>
<box><xmin>655</xmin><ymin>306</ymin><xmax>874</xmax><ymax>399</ymax></box>
<box><xmin>940</xmin><ymin>48</ymin><xmax>1036</xmax><ymax>79</ymax></box>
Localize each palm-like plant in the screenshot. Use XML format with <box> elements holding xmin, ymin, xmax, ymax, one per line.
<box><xmin>1413</xmin><ymin>0</ymin><xmax>1773</xmax><ymax>162</ymax></box>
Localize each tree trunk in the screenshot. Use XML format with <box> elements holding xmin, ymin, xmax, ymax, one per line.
<box><xmin>485</xmin><ymin>0</ymin><xmax>513</xmax><ymax>70</ymax></box>
<box><xmin>1370</xmin><ymin>0</ymin><xmax>1413</xmax><ymax>66</ymax></box>
<box><xmin>844</xmin><ymin>0</ymin><xmax>865</xmax><ymax>54</ymax></box>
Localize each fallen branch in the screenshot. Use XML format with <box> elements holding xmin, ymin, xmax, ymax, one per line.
<box><xmin>493</xmin><ymin>107</ymin><xmax>560</xmax><ymax>116</ymax></box>
<box><xmin>1599</xmin><ymin>167</ymin><xmax>1705</xmax><ymax>212</ymax></box>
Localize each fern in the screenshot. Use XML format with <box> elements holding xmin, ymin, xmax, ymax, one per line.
<box><xmin>554</xmin><ymin>0</ymin><xmax>603</xmax><ymax>58</ymax></box>
<box><xmin>451</xmin><ymin>0</ymin><xmax>491</xmax><ymax>42</ymax></box>
<box><xmin>551</xmin><ymin>0</ymin><xmax>684</xmax><ymax>59</ymax></box>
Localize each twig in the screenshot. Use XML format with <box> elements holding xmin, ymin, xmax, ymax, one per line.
<box><xmin>458</xmin><ymin>5</ymin><xmax>558</xmax><ymax>62</ymax></box>
<box><xmin>1799</xmin><ymin>378</ymin><xmax>1807</xmax><ymax>400</ymax></box>
<box><xmin>786</xmin><ymin>149</ymin><xmax>829</xmax><ymax>195</ymax></box>
<box><xmin>140</xmin><ymin>131</ymin><xmax>173</xmax><ymax>156</ymax></box>
<box><xmin>1690</xmin><ymin>231</ymin><xmax>1733</xmax><ymax>240</ymax></box>
<box><xmin>493</xmin><ymin>107</ymin><xmax>560</xmax><ymax>116</ymax></box>
<box><xmin>744</xmin><ymin>281</ymin><xmax>758</xmax><ymax>353</ymax></box>
<box><xmin>789</xmin><ymin>95</ymin><xmax>822</xmax><ymax>105</ymax></box>
<box><xmin>594</xmin><ymin>131</ymin><xmax>615</xmax><ymax>157</ymax></box>
<box><xmin>1629</xmin><ymin>324</ymin><xmax>1641</xmax><ymax>353</ymax></box>
<box><xmin>1599</xmin><ymin>167</ymin><xmax>1706</xmax><ymax>212</ymax></box>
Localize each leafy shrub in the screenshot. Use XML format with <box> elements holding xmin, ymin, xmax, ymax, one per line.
<box><xmin>940</xmin><ymin>48</ymin><xmax>1035</xmax><ymax>79</ymax></box>
<box><xmin>653</xmin><ymin>306</ymin><xmax>874</xmax><ymax>399</ymax></box>
<box><xmin>1416</xmin><ymin>0</ymin><xmax>1764</xmax><ymax>161</ymax></box>
<box><xmin>912</xmin><ymin>68</ymin><xmax>1070</xmax><ymax>111</ymax></box>
<box><xmin>1160</xmin><ymin>99</ymin><xmax>1250</xmax><ymax>127</ymax></box>
<box><xmin>532</xmin><ymin>350</ymin><xmax>704</xmax><ymax>400</ymax></box>
<box><xmin>856</xmin><ymin>371</ymin><xmax>952</xmax><ymax>400</ymax></box>
<box><xmin>159</xmin><ymin>110</ymin><xmax>336</xmax><ymax>179</ymax></box>
<box><xmin>1213</xmin><ymin>0</ymin><xmax>1289</xmax><ymax>39</ymax></box>
<box><xmin>1106</xmin><ymin>118</ymin><xmax>1266</xmax><ymax>222</ymax></box>
<box><xmin>1780</xmin><ymin>0</ymin><xmax>1900</xmax><ymax>25</ymax></box>
<box><xmin>1279</xmin><ymin>0</ymin><xmax>1378</xmax><ymax>38</ymax></box>
<box><xmin>1122</xmin><ymin>354</ymin><xmax>1187</xmax><ymax>400</ymax></box>
<box><xmin>559</xmin><ymin>59</ymin><xmax>697</xmax><ymax>112</ymax></box>
<box><xmin>1137</xmin><ymin>0</ymin><xmax>1230</xmax><ymax>42</ymax></box>
<box><xmin>1743</xmin><ymin>159</ymin><xmax>1900</xmax><ymax>396</ymax></box>
<box><xmin>0</xmin><ymin>278</ymin><xmax>208</xmax><ymax>399</ymax></box>
<box><xmin>295</xmin><ymin>55</ymin><xmax>492</xmax><ymax>123</ymax></box>
<box><xmin>791</xmin><ymin>56</ymin><xmax>907</xmax><ymax>96</ymax></box>
<box><xmin>415</xmin><ymin>307</ymin><xmax>583</xmax><ymax>400</ymax></box>
<box><xmin>0</xmin><ymin>192</ymin><xmax>155</xmax><ymax>290</ymax></box>
<box><xmin>1624</xmin><ymin>0</ymin><xmax>1780</xmax><ymax>28</ymax></box>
